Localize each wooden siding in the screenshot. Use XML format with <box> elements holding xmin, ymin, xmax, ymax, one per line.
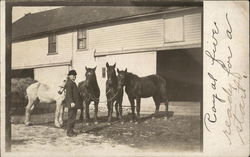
<box><xmin>12</xmin><ymin>32</ymin><xmax>73</xmax><ymax>69</ymax></box>
<box><xmin>34</xmin><ymin>65</ymin><xmax>69</xmax><ymax>86</ymax></box>
<box><xmin>89</xmin><ymin>18</ymin><xmax>164</xmax><ymax>53</ymax></box>
<box><xmin>91</xmin><ymin>9</ymin><xmax>201</xmax><ymax>55</ymax></box>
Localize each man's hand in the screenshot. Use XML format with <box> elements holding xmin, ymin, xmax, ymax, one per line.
<box><xmin>71</xmin><ymin>102</ymin><xmax>76</xmax><ymax>108</ymax></box>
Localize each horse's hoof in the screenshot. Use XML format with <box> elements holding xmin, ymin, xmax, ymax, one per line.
<box><xmin>152</xmin><ymin>117</ymin><xmax>155</xmax><ymax>120</ymax></box>
<box><xmin>108</xmin><ymin>123</ymin><xmax>111</xmax><ymax>126</ymax></box>
<box><xmin>164</xmin><ymin>117</ymin><xmax>168</xmax><ymax>120</ymax></box>
<box><xmin>86</xmin><ymin>123</ymin><xmax>89</xmax><ymax>126</ymax></box>
<box><xmin>130</xmin><ymin>120</ymin><xmax>133</xmax><ymax>123</ymax></box>
<box><xmin>121</xmin><ymin>121</ymin><xmax>124</xmax><ymax>125</ymax></box>
<box><xmin>55</xmin><ymin>124</ymin><xmax>61</xmax><ymax>128</ymax></box>
<box><xmin>25</xmin><ymin>122</ymin><xmax>33</xmax><ymax>126</ymax></box>
<box><xmin>135</xmin><ymin>121</ymin><xmax>138</xmax><ymax>124</ymax></box>
<box><xmin>94</xmin><ymin>122</ymin><xmax>98</xmax><ymax>125</ymax></box>
<box><xmin>145</xmin><ymin>121</ymin><xmax>148</xmax><ymax>123</ymax></box>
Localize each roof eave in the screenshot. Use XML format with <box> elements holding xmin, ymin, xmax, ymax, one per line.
<box><xmin>12</xmin><ymin>7</ymin><xmax>201</xmax><ymax>42</ymax></box>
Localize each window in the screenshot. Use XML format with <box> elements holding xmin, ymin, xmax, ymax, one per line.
<box><xmin>48</xmin><ymin>34</ymin><xmax>57</xmax><ymax>54</ymax></box>
<box><xmin>77</xmin><ymin>29</ymin><xmax>87</xmax><ymax>49</ymax></box>
<box><xmin>102</xmin><ymin>67</ymin><xmax>106</xmax><ymax>78</ymax></box>
<box><xmin>164</xmin><ymin>16</ymin><xmax>184</xmax><ymax>42</ymax></box>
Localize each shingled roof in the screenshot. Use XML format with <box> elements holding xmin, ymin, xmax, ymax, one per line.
<box><xmin>12</xmin><ymin>6</ymin><xmax>185</xmax><ymax>41</ymax></box>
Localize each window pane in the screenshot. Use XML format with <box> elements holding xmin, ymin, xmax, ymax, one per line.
<box><xmin>49</xmin><ymin>43</ymin><xmax>56</xmax><ymax>53</ymax></box>
<box><xmin>49</xmin><ymin>34</ymin><xmax>56</xmax><ymax>43</ymax></box>
<box><xmin>52</xmin><ymin>35</ymin><xmax>56</xmax><ymax>42</ymax></box>
<box><xmin>78</xmin><ymin>29</ymin><xmax>86</xmax><ymax>39</ymax></box>
<box><xmin>78</xmin><ymin>39</ymin><xmax>86</xmax><ymax>49</ymax></box>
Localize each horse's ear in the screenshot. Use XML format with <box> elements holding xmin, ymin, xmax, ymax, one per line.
<box><xmin>94</xmin><ymin>66</ymin><xmax>97</xmax><ymax>71</ymax></box>
<box><xmin>117</xmin><ymin>68</ymin><xmax>120</xmax><ymax>73</ymax></box>
<box><xmin>125</xmin><ymin>68</ymin><xmax>127</xmax><ymax>73</ymax></box>
<box><xmin>113</xmin><ymin>63</ymin><xmax>116</xmax><ymax>68</ymax></box>
<box><xmin>106</xmin><ymin>62</ymin><xmax>109</xmax><ymax>67</ymax></box>
<box><xmin>85</xmin><ymin>66</ymin><xmax>88</xmax><ymax>71</ymax></box>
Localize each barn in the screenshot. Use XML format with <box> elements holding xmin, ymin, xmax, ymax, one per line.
<box><xmin>12</xmin><ymin>6</ymin><xmax>202</xmax><ymax>109</ymax></box>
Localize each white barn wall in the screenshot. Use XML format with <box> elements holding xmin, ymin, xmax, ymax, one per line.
<box><xmin>88</xmin><ymin>8</ymin><xmax>202</xmax><ymax>55</ymax></box>
<box><xmin>34</xmin><ymin>65</ymin><xmax>69</xmax><ymax>86</ymax></box>
<box><xmin>89</xmin><ymin>18</ymin><xmax>163</xmax><ymax>53</ymax></box>
<box><xmin>12</xmin><ymin>31</ymin><xmax>73</xmax><ymax>69</ymax></box>
<box><xmin>103</xmin><ymin>52</ymin><xmax>157</xmax><ymax>109</ymax></box>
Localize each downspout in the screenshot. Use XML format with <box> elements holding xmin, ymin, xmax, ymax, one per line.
<box><xmin>70</xmin><ymin>30</ymin><xmax>74</xmax><ymax>70</ymax></box>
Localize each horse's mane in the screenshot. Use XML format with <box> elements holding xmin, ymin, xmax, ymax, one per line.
<box><xmin>126</xmin><ymin>72</ymin><xmax>139</xmax><ymax>79</ymax></box>
<box><xmin>126</xmin><ymin>72</ymin><xmax>140</xmax><ymax>83</ymax></box>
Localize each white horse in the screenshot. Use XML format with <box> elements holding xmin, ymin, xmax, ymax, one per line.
<box><xmin>24</xmin><ymin>79</ymin><xmax>67</xmax><ymax>127</ymax></box>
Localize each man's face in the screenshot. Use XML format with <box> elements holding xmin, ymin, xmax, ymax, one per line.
<box><xmin>69</xmin><ymin>75</ymin><xmax>76</xmax><ymax>81</ymax></box>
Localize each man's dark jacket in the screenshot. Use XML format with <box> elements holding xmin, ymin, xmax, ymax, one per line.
<box><xmin>64</xmin><ymin>78</ymin><xmax>82</xmax><ymax>109</ymax></box>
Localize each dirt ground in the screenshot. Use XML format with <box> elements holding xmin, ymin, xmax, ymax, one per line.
<box><xmin>11</xmin><ymin>110</ymin><xmax>201</xmax><ymax>153</ymax></box>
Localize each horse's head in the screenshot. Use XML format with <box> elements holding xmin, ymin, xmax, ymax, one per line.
<box><xmin>106</xmin><ymin>62</ymin><xmax>116</xmax><ymax>85</ymax></box>
<box><xmin>85</xmin><ymin>66</ymin><xmax>97</xmax><ymax>86</ymax></box>
<box><xmin>58</xmin><ymin>78</ymin><xmax>67</xmax><ymax>95</ymax></box>
<box><xmin>117</xmin><ymin>68</ymin><xmax>127</xmax><ymax>89</ymax></box>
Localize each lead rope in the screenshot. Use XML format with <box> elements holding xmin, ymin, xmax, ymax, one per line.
<box><xmin>84</xmin><ymin>88</ymin><xmax>121</xmax><ymax>104</ymax></box>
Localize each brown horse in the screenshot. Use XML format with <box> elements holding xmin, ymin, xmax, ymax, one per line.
<box><xmin>78</xmin><ymin>66</ymin><xmax>100</xmax><ymax>125</ymax></box>
<box><xmin>24</xmin><ymin>79</ymin><xmax>67</xmax><ymax>127</ymax></box>
<box><xmin>117</xmin><ymin>69</ymin><xmax>169</xmax><ymax>123</ymax></box>
<box><xmin>106</xmin><ymin>62</ymin><xmax>124</xmax><ymax>125</ymax></box>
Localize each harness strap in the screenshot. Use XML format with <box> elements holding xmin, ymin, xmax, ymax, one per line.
<box><xmin>84</xmin><ymin>88</ymin><xmax>121</xmax><ymax>103</ymax></box>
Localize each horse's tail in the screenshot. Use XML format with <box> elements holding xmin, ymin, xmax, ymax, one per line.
<box><xmin>158</xmin><ymin>76</ymin><xmax>169</xmax><ymax>102</ymax></box>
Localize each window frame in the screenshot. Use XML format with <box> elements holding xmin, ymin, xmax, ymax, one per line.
<box><xmin>48</xmin><ymin>34</ymin><xmax>57</xmax><ymax>55</ymax></box>
<box><xmin>77</xmin><ymin>29</ymin><xmax>88</xmax><ymax>50</ymax></box>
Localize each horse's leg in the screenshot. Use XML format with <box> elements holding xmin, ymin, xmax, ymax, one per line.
<box><xmin>152</xmin><ymin>96</ymin><xmax>160</xmax><ymax>119</ymax></box>
<box><xmin>85</xmin><ymin>100</ymin><xmax>91</xmax><ymax>125</ymax></box>
<box><xmin>79</xmin><ymin>107</ymin><xmax>83</xmax><ymax>121</ymax></box>
<box><xmin>94</xmin><ymin>101</ymin><xmax>99</xmax><ymax>124</ymax></box>
<box><xmin>115</xmin><ymin>101</ymin><xmax>119</xmax><ymax>118</ymax></box>
<box><xmin>81</xmin><ymin>100</ymin><xmax>86</xmax><ymax>124</ymax></box>
<box><xmin>164</xmin><ymin>99</ymin><xmax>169</xmax><ymax>120</ymax></box>
<box><xmin>160</xmin><ymin>86</ymin><xmax>169</xmax><ymax>119</ymax></box>
<box><xmin>128</xmin><ymin>96</ymin><xmax>135</xmax><ymax>122</ymax></box>
<box><xmin>79</xmin><ymin>99</ymin><xmax>85</xmax><ymax>121</ymax></box>
<box><xmin>118</xmin><ymin>93</ymin><xmax>124</xmax><ymax>124</ymax></box>
<box><xmin>24</xmin><ymin>98</ymin><xmax>35</xmax><ymax>126</ymax></box>
<box><xmin>58</xmin><ymin>101</ymin><xmax>65</xmax><ymax>127</ymax></box>
<box><xmin>136</xmin><ymin>98</ymin><xmax>141</xmax><ymax>123</ymax></box>
<box><xmin>107</xmin><ymin>101</ymin><xmax>114</xmax><ymax>125</ymax></box>
<box><xmin>55</xmin><ymin>99</ymin><xmax>63</xmax><ymax>128</ymax></box>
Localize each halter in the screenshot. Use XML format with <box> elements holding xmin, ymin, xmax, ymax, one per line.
<box><xmin>84</xmin><ymin>88</ymin><xmax>121</xmax><ymax>103</ymax></box>
<box><xmin>58</xmin><ymin>85</ymin><xmax>66</xmax><ymax>95</ymax></box>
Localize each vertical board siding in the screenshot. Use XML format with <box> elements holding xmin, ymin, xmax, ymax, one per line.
<box><xmin>12</xmin><ymin>32</ymin><xmax>73</xmax><ymax>69</ymax></box>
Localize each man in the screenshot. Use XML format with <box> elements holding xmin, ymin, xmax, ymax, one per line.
<box><xmin>64</xmin><ymin>70</ymin><xmax>81</xmax><ymax>137</ymax></box>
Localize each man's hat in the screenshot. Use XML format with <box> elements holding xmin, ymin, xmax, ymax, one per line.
<box><xmin>68</xmin><ymin>70</ymin><xmax>77</xmax><ymax>76</ymax></box>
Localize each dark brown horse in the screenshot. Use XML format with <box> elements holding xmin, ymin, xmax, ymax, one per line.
<box><xmin>117</xmin><ymin>68</ymin><xmax>169</xmax><ymax>122</ymax></box>
<box><xmin>106</xmin><ymin>62</ymin><xmax>124</xmax><ymax>125</ymax></box>
<box><xmin>78</xmin><ymin>66</ymin><xmax>100</xmax><ymax>125</ymax></box>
